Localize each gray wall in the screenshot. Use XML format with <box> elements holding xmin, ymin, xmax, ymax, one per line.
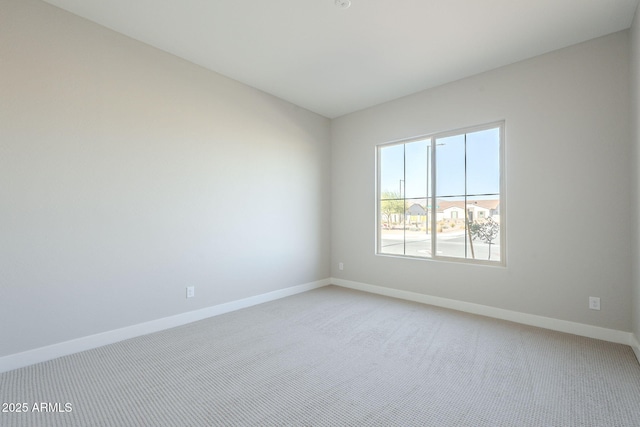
<box><xmin>331</xmin><ymin>31</ymin><xmax>632</xmax><ymax>332</ymax></box>
<box><xmin>632</xmin><ymin>11</ymin><xmax>640</xmax><ymax>342</ymax></box>
<box><xmin>0</xmin><ymin>0</ymin><xmax>331</xmax><ymax>357</ymax></box>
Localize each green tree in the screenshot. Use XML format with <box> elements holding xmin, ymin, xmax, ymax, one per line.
<box><xmin>380</xmin><ymin>191</ymin><xmax>406</xmax><ymax>226</ymax></box>
<box><xmin>470</xmin><ymin>217</ymin><xmax>500</xmax><ymax>260</ymax></box>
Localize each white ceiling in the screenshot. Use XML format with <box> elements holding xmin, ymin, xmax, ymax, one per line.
<box><xmin>42</xmin><ymin>0</ymin><xmax>639</xmax><ymax>118</ymax></box>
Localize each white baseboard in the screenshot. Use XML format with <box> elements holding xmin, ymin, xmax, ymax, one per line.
<box><xmin>332</xmin><ymin>278</ymin><xmax>638</xmax><ymax>349</ymax></box>
<box><xmin>631</xmin><ymin>334</ymin><xmax>640</xmax><ymax>365</ymax></box>
<box><xmin>0</xmin><ymin>279</ymin><xmax>330</xmax><ymax>374</ymax></box>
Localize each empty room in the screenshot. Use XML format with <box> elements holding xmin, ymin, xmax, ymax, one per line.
<box><xmin>2</xmin><ymin>0</ymin><xmax>640</xmax><ymax>425</ymax></box>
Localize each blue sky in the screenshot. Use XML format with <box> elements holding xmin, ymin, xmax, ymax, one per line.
<box><xmin>380</xmin><ymin>127</ymin><xmax>500</xmax><ymax>200</ymax></box>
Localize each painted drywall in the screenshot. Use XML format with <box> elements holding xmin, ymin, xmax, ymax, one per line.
<box><xmin>632</xmin><ymin>9</ymin><xmax>640</xmax><ymax>344</ymax></box>
<box><xmin>0</xmin><ymin>0</ymin><xmax>331</xmax><ymax>357</ymax></box>
<box><xmin>331</xmin><ymin>31</ymin><xmax>632</xmax><ymax>332</ymax></box>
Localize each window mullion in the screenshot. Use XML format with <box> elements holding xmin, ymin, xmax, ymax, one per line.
<box><xmin>430</xmin><ymin>138</ymin><xmax>436</xmax><ymax>259</ymax></box>
<box><xmin>403</xmin><ymin>144</ymin><xmax>406</xmax><ymax>255</ymax></box>
<box><xmin>464</xmin><ymin>133</ymin><xmax>468</xmax><ymax>259</ymax></box>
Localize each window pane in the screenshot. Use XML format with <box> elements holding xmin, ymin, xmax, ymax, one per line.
<box><xmin>467</xmin><ymin>195</ymin><xmax>501</xmax><ymax>262</ymax></box>
<box><xmin>435</xmin><ymin>197</ymin><xmax>467</xmax><ymax>259</ymax></box>
<box><xmin>380</xmin><ymin>144</ymin><xmax>404</xmax><ymax>198</ymax></box>
<box><xmin>467</xmin><ymin>127</ymin><xmax>500</xmax><ymax>195</ymax></box>
<box><xmin>380</xmin><ymin>196</ymin><xmax>407</xmax><ymax>248</ymax></box>
<box><xmin>379</xmin><ymin>218</ymin><xmax>405</xmax><ymax>255</ymax></box>
<box><xmin>404</xmin><ymin>140</ymin><xmax>428</xmax><ymax>199</ymax></box>
<box><xmin>436</xmin><ymin>135</ymin><xmax>465</xmax><ymax>197</ymax></box>
<box><xmin>404</xmin><ymin>198</ymin><xmax>431</xmax><ymax>258</ymax></box>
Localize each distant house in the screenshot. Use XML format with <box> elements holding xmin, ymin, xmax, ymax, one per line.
<box><xmin>442</xmin><ymin>204</ymin><xmax>465</xmax><ymax>220</ymax></box>
<box><xmin>407</xmin><ymin>203</ymin><xmax>426</xmax><ymax>216</ymax></box>
<box><xmin>438</xmin><ymin>199</ymin><xmax>500</xmax><ymax>222</ymax></box>
<box><xmin>471</xmin><ymin>200</ymin><xmax>500</xmax><ymax>222</ymax></box>
<box><xmin>406</xmin><ymin>203</ymin><xmax>427</xmax><ymax>228</ymax></box>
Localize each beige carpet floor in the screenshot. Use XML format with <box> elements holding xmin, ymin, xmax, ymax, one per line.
<box><xmin>1</xmin><ymin>285</ymin><xmax>640</xmax><ymax>426</ymax></box>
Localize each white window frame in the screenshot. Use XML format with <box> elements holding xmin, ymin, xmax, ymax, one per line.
<box><xmin>376</xmin><ymin>121</ymin><xmax>506</xmax><ymax>266</ymax></box>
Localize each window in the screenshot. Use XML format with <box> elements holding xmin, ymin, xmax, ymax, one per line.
<box><xmin>377</xmin><ymin>122</ymin><xmax>504</xmax><ymax>265</ymax></box>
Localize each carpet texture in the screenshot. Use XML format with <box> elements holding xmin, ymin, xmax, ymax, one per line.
<box><xmin>1</xmin><ymin>285</ymin><xmax>640</xmax><ymax>426</ymax></box>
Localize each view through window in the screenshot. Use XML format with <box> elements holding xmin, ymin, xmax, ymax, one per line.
<box><xmin>377</xmin><ymin>122</ymin><xmax>504</xmax><ymax>264</ymax></box>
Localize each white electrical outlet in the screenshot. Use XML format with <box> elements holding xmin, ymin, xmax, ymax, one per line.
<box><xmin>186</xmin><ymin>286</ymin><xmax>195</xmax><ymax>298</ymax></box>
<box><xmin>339</xmin><ymin>262</ymin><xmax>344</xmax><ymax>271</ymax></box>
<box><xmin>589</xmin><ymin>296</ymin><xmax>600</xmax><ymax>310</ymax></box>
